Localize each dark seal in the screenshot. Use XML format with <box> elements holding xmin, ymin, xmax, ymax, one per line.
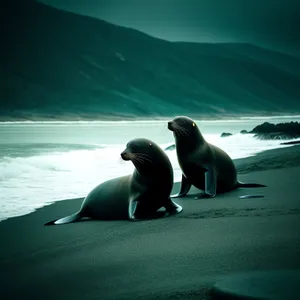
<box><xmin>45</xmin><ymin>138</ymin><xmax>182</xmax><ymax>225</ymax></box>
<box><xmin>167</xmin><ymin>116</ymin><xmax>266</xmax><ymax>198</ymax></box>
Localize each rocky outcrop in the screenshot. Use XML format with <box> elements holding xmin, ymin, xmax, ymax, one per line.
<box><xmin>240</xmin><ymin>130</ymin><xmax>249</xmax><ymax>134</ymax></box>
<box><xmin>220</xmin><ymin>132</ymin><xmax>233</xmax><ymax>137</ymax></box>
<box><xmin>242</xmin><ymin>122</ymin><xmax>300</xmax><ymax>140</ymax></box>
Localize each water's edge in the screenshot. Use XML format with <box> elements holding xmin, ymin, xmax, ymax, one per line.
<box><xmin>1</xmin><ymin>143</ymin><xmax>295</xmax><ymax>223</ymax></box>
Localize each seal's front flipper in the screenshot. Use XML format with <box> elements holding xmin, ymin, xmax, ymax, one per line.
<box><xmin>195</xmin><ymin>164</ymin><xmax>216</xmax><ymax>199</ymax></box>
<box><xmin>204</xmin><ymin>164</ymin><xmax>216</xmax><ymax>197</ymax></box>
<box><xmin>171</xmin><ymin>174</ymin><xmax>191</xmax><ymax>198</ymax></box>
<box><xmin>128</xmin><ymin>199</ymin><xmax>139</xmax><ymax>221</ymax></box>
<box><xmin>205</xmin><ymin>165</ymin><xmax>216</xmax><ymax>197</ymax></box>
<box><xmin>164</xmin><ymin>198</ymin><xmax>183</xmax><ymax>215</ymax></box>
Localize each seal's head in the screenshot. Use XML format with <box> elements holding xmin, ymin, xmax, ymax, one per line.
<box><xmin>168</xmin><ymin>116</ymin><xmax>199</xmax><ymax>137</ymax></box>
<box><xmin>121</xmin><ymin>138</ymin><xmax>171</xmax><ymax>176</ymax></box>
<box><xmin>168</xmin><ymin>116</ymin><xmax>205</xmax><ymax>150</ymax></box>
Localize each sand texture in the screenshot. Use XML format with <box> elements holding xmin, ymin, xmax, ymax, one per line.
<box><xmin>1</xmin><ymin>146</ymin><xmax>300</xmax><ymax>300</ymax></box>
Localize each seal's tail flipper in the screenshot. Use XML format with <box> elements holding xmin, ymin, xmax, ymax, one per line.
<box><xmin>44</xmin><ymin>212</ymin><xmax>82</xmax><ymax>226</ymax></box>
<box><xmin>238</xmin><ymin>182</ymin><xmax>267</xmax><ymax>188</ymax></box>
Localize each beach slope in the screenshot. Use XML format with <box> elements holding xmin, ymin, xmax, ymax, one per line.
<box><xmin>1</xmin><ymin>146</ymin><xmax>300</xmax><ymax>300</ymax></box>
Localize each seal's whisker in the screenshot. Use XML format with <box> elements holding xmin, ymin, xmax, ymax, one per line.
<box><xmin>127</xmin><ymin>153</ymin><xmax>134</xmax><ymax>159</ymax></box>
<box><xmin>132</xmin><ymin>157</ymin><xmax>145</xmax><ymax>165</ymax></box>
<box><xmin>135</xmin><ymin>152</ymin><xmax>151</xmax><ymax>158</ymax></box>
<box><xmin>174</xmin><ymin>125</ymin><xmax>189</xmax><ymax>137</ymax></box>
<box><xmin>134</xmin><ymin>153</ymin><xmax>152</xmax><ymax>163</ymax></box>
<box><xmin>136</xmin><ymin>156</ymin><xmax>152</xmax><ymax>163</ymax></box>
<box><xmin>176</xmin><ymin>128</ymin><xmax>185</xmax><ymax>137</ymax></box>
<box><xmin>136</xmin><ymin>155</ymin><xmax>152</xmax><ymax>162</ymax></box>
<box><xmin>173</xmin><ymin>128</ymin><xmax>181</xmax><ymax>136</ymax></box>
<box><xmin>171</xmin><ymin>125</ymin><xmax>180</xmax><ymax>135</ymax></box>
<box><xmin>174</xmin><ymin>126</ymin><xmax>186</xmax><ymax>137</ymax></box>
<box><xmin>177</xmin><ymin>125</ymin><xmax>190</xmax><ymax>135</ymax></box>
<box><xmin>135</xmin><ymin>157</ymin><xmax>150</xmax><ymax>165</ymax></box>
<box><xmin>132</xmin><ymin>159</ymin><xmax>143</xmax><ymax>173</ymax></box>
<box><xmin>133</xmin><ymin>155</ymin><xmax>151</xmax><ymax>166</ymax></box>
<box><xmin>131</xmin><ymin>154</ymin><xmax>144</xmax><ymax>161</ymax></box>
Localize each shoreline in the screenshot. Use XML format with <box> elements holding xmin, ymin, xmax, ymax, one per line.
<box><xmin>1</xmin><ymin>144</ymin><xmax>299</xmax><ymax>224</ymax></box>
<box><xmin>1</xmin><ymin>113</ymin><xmax>300</xmax><ymax>123</ymax></box>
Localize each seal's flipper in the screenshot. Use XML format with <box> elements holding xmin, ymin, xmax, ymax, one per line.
<box><xmin>44</xmin><ymin>212</ymin><xmax>82</xmax><ymax>226</ymax></box>
<box><xmin>128</xmin><ymin>200</ymin><xmax>139</xmax><ymax>220</ymax></box>
<box><xmin>204</xmin><ymin>164</ymin><xmax>216</xmax><ymax>198</ymax></box>
<box><xmin>171</xmin><ymin>174</ymin><xmax>191</xmax><ymax>198</ymax></box>
<box><xmin>164</xmin><ymin>198</ymin><xmax>183</xmax><ymax>215</ymax></box>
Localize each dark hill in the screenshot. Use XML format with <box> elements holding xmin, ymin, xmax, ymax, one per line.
<box><xmin>1</xmin><ymin>0</ymin><xmax>300</xmax><ymax>120</ymax></box>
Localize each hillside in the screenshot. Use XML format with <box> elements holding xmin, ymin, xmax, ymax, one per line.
<box><xmin>1</xmin><ymin>0</ymin><xmax>300</xmax><ymax>120</ymax></box>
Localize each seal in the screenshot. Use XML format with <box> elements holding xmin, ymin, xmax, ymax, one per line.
<box><xmin>167</xmin><ymin>116</ymin><xmax>266</xmax><ymax>198</ymax></box>
<box><xmin>44</xmin><ymin>138</ymin><xmax>182</xmax><ymax>225</ymax></box>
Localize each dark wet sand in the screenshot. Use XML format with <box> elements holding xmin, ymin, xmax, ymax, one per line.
<box><xmin>1</xmin><ymin>146</ymin><xmax>300</xmax><ymax>300</ymax></box>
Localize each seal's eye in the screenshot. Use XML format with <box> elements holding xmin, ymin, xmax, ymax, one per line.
<box><xmin>192</xmin><ymin>122</ymin><xmax>195</xmax><ymax>127</ymax></box>
<box><xmin>149</xmin><ymin>143</ymin><xmax>152</xmax><ymax>147</ymax></box>
<box><xmin>131</xmin><ymin>144</ymin><xmax>136</xmax><ymax>150</ymax></box>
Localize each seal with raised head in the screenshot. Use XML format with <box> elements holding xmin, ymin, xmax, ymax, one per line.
<box><xmin>167</xmin><ymin>116</ymin><xmax>266</xmax><ymax>198</ymax></box>
<box><xmin>44</xmin><ymin>138</ymin><xmax>182</xmax><ymax>225</ymax></box>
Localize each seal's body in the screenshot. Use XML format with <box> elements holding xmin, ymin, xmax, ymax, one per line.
<box><xmin>168</xmin><ymin>116</ymin><xmax>266</xmax><ymax>198</ymax></box>
<box><xmin>45</xmin><ymin>138</ymin><xmax>182</xmax><ymax>225</ymax></box>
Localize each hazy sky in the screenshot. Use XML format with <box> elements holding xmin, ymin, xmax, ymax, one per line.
<box><xmin>39</xmin><ymin>0</ymin><xmax>299</xmax><ymax>52</ymax></box>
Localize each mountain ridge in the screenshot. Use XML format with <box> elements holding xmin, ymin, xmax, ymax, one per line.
<box><xmin>1</xmin><ymin>0</ymin><xmax>300</xmax><ymax>120</ymax></box>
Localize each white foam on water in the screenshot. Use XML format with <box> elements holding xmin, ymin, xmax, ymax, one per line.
<box><xmin>0</xmin><ymin>146</ymin><xmax>132</xmax><ymax>221</ymax></box>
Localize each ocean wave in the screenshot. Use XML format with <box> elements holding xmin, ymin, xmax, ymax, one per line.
<box><xmin>0</xmin><ymin>143</ymin><xmax>104</xmax><ymax>159</ymax></box>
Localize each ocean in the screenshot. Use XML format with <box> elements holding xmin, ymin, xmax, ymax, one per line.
<box><xmin>1</xmin><ymin>115</ymin><xmax>299</xmax><ymax>222</ymax></box>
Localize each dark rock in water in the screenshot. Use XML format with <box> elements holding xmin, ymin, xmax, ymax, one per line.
<box><xmin>280</xmin><ymin>140</ymin><xmax>300</xmax><ymax>145</ymax></box>
<box><xmin>220</xmin><ymin>132</ymin><xmax>233</xmax><ymax>137</ymax></box>
<box><xmin>249</xmin><ymin>121</ymin><xmax>300</xmax><ymax>140</ymax></box>
<box><xmin>240</xmin><ymin>130</ymin><xmax>249</xmax><ymax>134</ymax></box>
<box><xmin>250</xmin><ymin>121</ymin><xmax>300</xmax><ymax>134</ymax></box>
<box><xmin>164</xmin><ymin>144</ymin><xmax>176</xmax><ymax>151</ymax></box>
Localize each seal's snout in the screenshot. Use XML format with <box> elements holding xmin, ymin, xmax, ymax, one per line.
<box><xmin>121</xmin><ymin>150</ymin><xmax>130</xmax><ymax>161</ymax></box>
<box><xmin>168</xmin><ymin>121</ymin><xmax>174</xmax><ymax>131</ymax></box>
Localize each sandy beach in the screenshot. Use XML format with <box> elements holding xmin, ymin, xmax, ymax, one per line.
<box><xmin>1</xmin><ymin>146</ymin><xmax>300</xmax><ymax>300</ymax></box>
